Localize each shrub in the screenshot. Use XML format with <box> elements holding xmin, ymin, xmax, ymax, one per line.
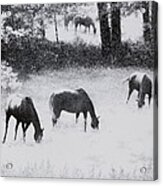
<box><xmin>1</xmin><ymin>61</ymin><xmax>22</xmax><ymax>93</ymax></box>
<box><xmin>1</xmin><ymin>34</ymin><xmax>155</xmax><ymax>74</ymax></box>
<box><xmin>2</xmin><ymin>35</ymin><xmax>103</xmax><ymax>72</ymax></box>
<box><xmin>114</xmin><ymin>41</ymin><xmax>154</xmax><ymax>69</ymax></box>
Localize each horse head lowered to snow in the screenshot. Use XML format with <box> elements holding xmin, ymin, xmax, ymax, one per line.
<box><xmin>49</xmin><ymin>88</ymin><xmax>99</xmax><ymax>132</ymax></box>
<box><xmin>2</xmin><ymin>94</ymin><xmax>44</xmax><ymax>143</ymax></box>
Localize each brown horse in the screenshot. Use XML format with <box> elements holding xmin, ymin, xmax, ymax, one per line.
<box><xmin>74</xmin><ymin>15</ymin><xmax>96</xmax><ymax>34</ymax></box>
<box><xmin>124</xmin><ymin>72</ymin><xmax>152</xmax><ymax>108</ymax></box>
<box><xmin>2</xmin><ymin>94</ymin><xmax>44</xmax><ymax>143</ymax></box>
<box><xmin>49</xmin><ymin>88</ymin><xmax>99</xmax><ymax>132</ymax></box>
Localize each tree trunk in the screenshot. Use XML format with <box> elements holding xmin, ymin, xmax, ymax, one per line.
<box><xmin>111</xmin><ymin>2</ymin><xmax>121</xmax><ymax>58</ymax></box>
<box><xmin>40</xmin><ymin>19</ymin><xmax>46</xmax><ymax>39</ymax></box>
<box><xmin>142</xmin><ymin>2</ymin><xmax>150</xmax><ymax>44</ymax></box>
<box><xmin>54</xmin><ymin>13</ymin><xmax>59</xmax><ymax>44</ymax></box>
<box><xmin>151</xmin><ymin>2</ymin><xmax>158</xmax><ymax>70</ymax></box>
<box><xmin>30</xmin><ymin>11</ymin><xmax>36</xmax><ymax>37</ymax></box>
<box><xmin>97</xmin><ymin>3</ymin><xmax>111</xmax><ymax>59</ymax></box>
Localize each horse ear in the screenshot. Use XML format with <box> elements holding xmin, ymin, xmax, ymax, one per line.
<box><xmin>42</xmin><ymin>128</ymin><xmax>44</xmax><ymax>131</ymax></box>
<box><xmin>97</xmin><ymin>116</ymin><xmax>100</xmax><ymax>119</ymax></box>
<box><xmin>136</xmin><ymin>99</ymin><xmax>138</xmax><ymax>102</ymax></box>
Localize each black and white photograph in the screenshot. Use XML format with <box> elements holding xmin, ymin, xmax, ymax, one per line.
<box><xmin>1</xmin><ymin>1</ymin><xmax>158</xmax><ymax>180</ymax></box>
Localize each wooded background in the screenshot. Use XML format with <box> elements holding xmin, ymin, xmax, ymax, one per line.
<box><xmin>1</xmin><ymin>2</ymin><xmax>158</xmax><ymax>72</ymax></box>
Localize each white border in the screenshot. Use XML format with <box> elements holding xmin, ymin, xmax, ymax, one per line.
<box><xmin>0</xmin><ymin>0</ymin><xmax>162</xmax><ymax>185</ymax></box>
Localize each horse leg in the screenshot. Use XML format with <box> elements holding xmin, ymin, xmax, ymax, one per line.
<box><xmin>52</xmin><ymin>110</ymin><xmax>61</xmax><ymax>127</ymax></box>
<box><xmin>148</xmin><ymin>93</ymin><xmax>152</xmax><ymax>106</ymax></box>
<box><xmin>22</xmin><ymin>123</ymin><xmax>30</xmax><ymax>142</ymax></box>
<box><xmin>22</xmin><ymin>123</ymin><xmax>26</xmax><ymax>142</ymax></box>
<box><xmin>2</xmin><ymin>111</ymin><xmax>11</xmax><ymax>143</ymax></box>
<box><xmin>14</xmin><ymin>120</ymin><xmax>20</xmax><ymax>141</ymax></box>
<box><xmin>84</xmin><ymin>26</ymin><xmax>87</xmax><ymax>33</ymax></box>
<box><xmin>126</xmin><ymin>88</ymin><xmax>134</xmax><ymax>103</ymax></box>
<box><xmin>83</xmin><ymin>112</ymin><xmax>87</xmax><ymax>132</ymax></box>
<box><xmin>66</xmin><ymin>23</ymin><xmax>69</xmax><ymax>31</ymax></box>
<box><xmin>76</xmin><ymin>112</ymin><xmax>80</xmax><ymax>124</ymax></box>
<box><xmin>75</xmin><ymin>23</ymin><xmax>78</xmax><ymax>33</ymax></box>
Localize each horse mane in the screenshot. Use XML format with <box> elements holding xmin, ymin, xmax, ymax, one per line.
<box><xmin>76</xmin><ymin>88</ymin><xmax>96</xmax><ymax>118</ymax></box>
<box><xmin>49</xmin><ymin>93</ymin><xmax>55</xmax><ymax>111</ymax></box>
<box><xmin>24</xmin><ymin>97</ymin><xmax>41</xmax><ymax>129</ymax></box>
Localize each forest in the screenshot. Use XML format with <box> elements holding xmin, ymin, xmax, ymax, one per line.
<box><xmin>1</xmin><ymin>2</ymin><xmax>158</xmax><ymax>73</ymax></box>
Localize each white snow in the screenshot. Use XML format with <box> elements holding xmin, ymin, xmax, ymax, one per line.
<box><xmin>1</xmin><ymin>67</ymin><xmax>154</xmax><ymax>180</ymax></box>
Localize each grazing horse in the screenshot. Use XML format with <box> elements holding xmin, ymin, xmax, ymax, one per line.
<box><xmin>49</xmin><ymin>88</ymin><xmax>99</xmax><ymax>132</ymax></box>
<box><xmin>64</xmin><ymin>13</ymin><xmax>77</xmax><ymax>30</ymax></box>
<box><xmin>2</xmin><ymin>94</ymin><xmax>44</xmax><ymax>143</ymax></box>
<box><xmin>124</xmin><ymin>72</ymin><xmax>152</xmax><ymax>108</ymax></box>
<box><xmin>74</xmin><ymin>15</ymin><xmax>97</xmax><ymax>34</ymax></box>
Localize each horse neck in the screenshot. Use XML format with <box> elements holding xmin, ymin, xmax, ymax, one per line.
<box><xmin>32</xmin><ymin>109</ymin><xmax>41</xmax><ymax>133</ymax></box>
<box><xmin>139</xmin><ymin>91</ymin><xmax>145</xmax><ymax>101</ymax></box>
<box><xmin>88</xmin><ymin>100</ymin><xmax>97</xmax><ymax>121</ymax></box>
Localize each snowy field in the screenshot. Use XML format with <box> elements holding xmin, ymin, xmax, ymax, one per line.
<box><xmin>1</xmin><ymin>67</ymin><xmax>154</xmax><ymax>180</ymax></box>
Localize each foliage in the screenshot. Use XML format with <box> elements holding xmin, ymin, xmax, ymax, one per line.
<box><xmin>1</xmin><ymin>35</ymin><xmax>103</xmax><ymax>73</ymax></box>
<box><xmin>1</xmin><ymin>61</ymin><xmax>22</xmax><ymax>93</ymax></box>
<box><xmin>1</xmin><ymin>2</ymin><xmax>156</xmax><ymax>72</ymax></box>
<box><xmin>1</xmin><ymin>34</ymin><xmax>154</xmax><ymax>74</ymax></box>
<box><xmin>113</xmin><ymin>41</ymin><xmax>154</xmax><ymax>68</ymax></box>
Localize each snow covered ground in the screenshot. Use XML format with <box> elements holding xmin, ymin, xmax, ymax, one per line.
<box><xmin>0</xmin><ymin>67</ymin><xmax>154</xmax><ymax>180</ymax></box>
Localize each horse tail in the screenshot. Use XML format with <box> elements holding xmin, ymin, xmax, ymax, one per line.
<box><xmin>122</xmin><ymin>77</ymin><xmax>130</xmax><ymax>84</ymax></box>
<box><xmin>49</xmin><ymin>93</ymin><xmax>55</xmax><ymax>111</ymax></box>
<box><xmin>91</xmin><ymin>22</ymin><xmax>96</xmax><ymax>34</ymax></box>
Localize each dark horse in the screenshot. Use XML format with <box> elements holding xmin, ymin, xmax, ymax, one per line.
<box><xmin>2</xmin><ymin>94</ymin><xmax>44</xmax><ymax>143</ymax></box>
<box><xmin>74</xmin><ymin>15</ymin><xmax>96</xmax><ymax>34</ymax></box>
<box><xmin>49</xmin><ymin>88</ymin><xmax>99</xmax><ymax>132</ymax></box>
<box><xmin>124</xmin><ymin>72</ymin><xmax>152</xmax><ymax>108</ymax></box>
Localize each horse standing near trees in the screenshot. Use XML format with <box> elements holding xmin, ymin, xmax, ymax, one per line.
<box><xmin>73</xmin><ymin>15</ymin><xmax>97</xmax><ymax>34</ymax></box>
<box><xmin>2</xmin><ymin>94</ymin><xmax>44</xmax><ymax>144</ymax></box>
<box><xmin>49</xmin><ymin>88</ymin><xmax>99</xmax><ymax>132</ymax></box>
<box><xmin>123</xmin><ymin>72</ymin><xmax>152</xmax><ymax>108</ymax></box>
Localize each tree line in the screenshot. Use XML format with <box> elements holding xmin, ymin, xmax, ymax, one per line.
<box><xmin>97</xmin><ymin>1</ymin><xmax>158</xmax><ymax>63</ymax></box>
<box><xmin>1</xmin><ymin>2</ymin><xmax>158</xmax><ymax>70</ymax></box>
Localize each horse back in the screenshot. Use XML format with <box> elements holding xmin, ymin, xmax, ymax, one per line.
<box><xmin>141</xmin><ymin>75</ymin><xmax>152</xmax><ymax>95</ymax></box>
<box><xmin>50</xmin><ymin>89</ymin><xmax>91</xmax><ymax>113</ymax></box>
<box><xmin>7</xmin><ymin>95</ymin><xmax>37</xmax><ymax>123</ymax></box>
